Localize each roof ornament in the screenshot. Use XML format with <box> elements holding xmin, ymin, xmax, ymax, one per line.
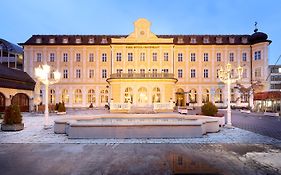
<box><xmin>254</xmin><ymin>21</ymin><xmax>258</xmax><ymax>33</ymax></box>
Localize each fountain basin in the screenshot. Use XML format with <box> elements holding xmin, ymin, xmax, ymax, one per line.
<box><xmin>54</xmin><ymin>114</ymin><xmax>220</xmax><ymax>139</ymax></box>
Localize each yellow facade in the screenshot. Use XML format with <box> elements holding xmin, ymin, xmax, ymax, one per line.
<box><xmin>22</xmin><ymin>18</ymin><xmax>270</xmax><ymax>109</ymax></box>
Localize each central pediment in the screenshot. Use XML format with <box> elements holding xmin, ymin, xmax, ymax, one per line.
<box><xmin>111</xmin><ymin>18</ymin><xmax>173</xmax><ymax>44</ymax></box>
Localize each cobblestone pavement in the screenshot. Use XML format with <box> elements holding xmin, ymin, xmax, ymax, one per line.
<box><xmin>0</xmin><ymin>143</ymin><xmax>280</xmax><ymax>175</ymax></box>
<box><xmin>231</xmin><ymin>111</ymin><xmax>281</xmax><ymax>141</ymax></box>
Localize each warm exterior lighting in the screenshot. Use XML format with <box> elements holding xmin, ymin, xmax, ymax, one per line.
<box><xmin>218</xmin><ymin>63</ymin><xmax>243</xmax><ymax>126</ymax></box>
<box><xmin>35</xmin><ymin>64</ymin><xmax>61</xmax><ymax>129</ymax></box>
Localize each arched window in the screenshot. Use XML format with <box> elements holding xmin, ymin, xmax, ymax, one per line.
<box><xmin>138</xmin><ymin>87</ymin><xmax>148</xmax><ymax>103</ymax></box>
<box><xmin>50</xmin><ymin>89</ymin><xmax>55</xmax><ymax>104</ymax></box>
<box><xmin>124</xmin><ymin>87</ymin><xmax>133</xmax><ymax>103</ymax></box>
<box><xmin>61</xmin><ymin>89</ymin><xmax>69</xmax><ymax>103</ymax></box>
<box><xmin>74</xmin><ymin>89</ymin><xmax>82</xmax><ymax>103</ymax></box>
<box><xmin>215</xmin><ymin>88</ymin><xmax>223</xmax><ymax>103</ymax></box>
<box><xmin>88</xmin><ymin>89</ymin><xmax>96</xmax><ymax>103</ymax></box>
<box><xmin>152</xmin><ymin>87</ymin><xmax>161</xmax><ymax>103</ymax></box>
<box><xmin>100</xmin><ymin>89</ymin><xmax>108</xmax><ymax>103</ymax></box>
<box><xmin>202</xmin><ymin>89</ymin><xmax>210</xmax><ymax>103</ymax></box>
<box><xmin>189</xmin><ymin>89</ymin><xmax>197</xmax><ymax>103</ymax></box>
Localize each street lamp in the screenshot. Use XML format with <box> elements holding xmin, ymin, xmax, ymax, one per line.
<box><xmin>35</xmin><ymin>64</ymin><xmax>61</xmax><ymax>129</ymax></box>
<box><xmin>218</xmin><ymin>63</ymin><xmax>243</xmax><ymax>127</ymax></box>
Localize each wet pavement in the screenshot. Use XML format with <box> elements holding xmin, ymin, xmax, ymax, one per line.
<box><xmin>0</xmin><ymin>143</ymin><xmax>280</xmax><ymax>175</ymax></box>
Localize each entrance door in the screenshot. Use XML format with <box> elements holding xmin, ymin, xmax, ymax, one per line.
<box><xmin>137</xmin><ymin>87</ymin><xmax>148</xmax><ymax>105</ymax></box>
<box><xmin>176</xmin><ymin>88</ymin><xmax>185</xmax><ymax>106</ymax></box>
<box><xmin>0</xmin><ymin>92</ymin><xmax>5</xmax><ymax>112</ymax></box>
<box><xmin>11</xmin><ymin>93</ymin><xmax>29</xmax><ymax>112</ymax></box>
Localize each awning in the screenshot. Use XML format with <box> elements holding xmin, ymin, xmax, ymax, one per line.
<box><xmin>254</xmin><ymin>91</ymin><xmax>281</xmax><ymax>100</ymax></box>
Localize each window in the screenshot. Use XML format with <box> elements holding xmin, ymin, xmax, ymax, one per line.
<box><xmin>242</xmin><ymin>52</ymin><xmax>247</xmax><ymax>62</ymax></box>
<box><xmin>102</xmin><ymin>53</ymin><xmax>107</xmax><ymax>62</ymax></box>
<box><xmin>254</xmin><ymin>51</ymin><xmax>261</xmax><ymax>60</ymax></box>
<box><xmin>241</xmin><ymin>93</ymin><xmax>249</xmax><ymax>103</ymax></box>
<box><xmin>229</xmin><ymin>37</ymin><xmax>235</xmax><ymax>43</ymax></box>
<box><xmin>164</xmin><ymin>52</ymin><xmax>169</xmax><ymax>61</ymax></box>
<box><xmin>89</xmin><ymin>53</ymin><xmax>94</xmax><ymax>62</ymax></box>
<box><xmin>74</xmin><ymin>89</ymin><xmax>82</xmax><ymax>103</ymax></box>
<box><xmin>36</xmin><ymin>38</ymin><xmax>42</xmax><ymax>43</ymax></box>
<box><xmin>128</xmin><ymin>69</ymin><xmax>133</xmax><ymax>77</ymax></box>
<box><xmin>61</xmin><ymin>89</ymin><xmax>69</xmax><ymax>103</ymax></box>
<box><xmin>216</xmin><ymin>69</ymin><xmax>220</xmax><ymax>78</ymax></box>
<box><xmin>202</xmin><ymin>89</ymin><xmax>210</xmax><ymax>103</ymax></box>
<box><xmin>203</xmin><ymin>69</ymin><xmax>209</xmax><ymax>78</ymax></box>
<box><xmin>62</xmin><ymin>38</ymin><xmax>68</xmax><ymax>44</ymax></box>
<box><xmin>88</xmin><ymin>89</ymin><xmax>96</xmax><ymax>103</ymax></box>
<box><xmin>178</xmin><ymin>53</ymin><xmax>183</xmax><ymax>62</ymax></box>
<box><xmin>102</xmin><ymin>69</ymin><xmax>107</xmax><ymax>78</ymax></box>
<box><xmin>215</xmin><ymin>89</ymin><xmax>223</xmax><ymax>103</ymax></box>
<box><xmin>140</xmin><ymin>69</ymin><xmax>145</xmax><ymax>76</ymax></box>
<box><xmin>229</xmin><ymin>53</ymin><xmax>234</xmax><ymax>62</ymax></box>
<box><xmin>255</xmin><ymin>67</ymin><xmax>261</xmax><ymax>77</ymax></box>
<box><xmin>162</xmin><ymin>69</ymin><xmax>169</xmax><ymax>73</ymax></box>
<box><xmin>50</xmin><ymin>53</ymin><xmax>55</xmax><ymax>62</ymax></box>
<box><xmin>76</xmin><ymin>69</ymin><xmax>81</xmax><ymax>78</ymax></box>
<box><xmin>216</xmin><ymin>37</ymin><xmax>222</xmax><ymax>44</ymax></box>
<box><xmin>242</xmin><ymin>37</ymin><xmax>248</xmax><ymax>44</ymax></box>
<box><xmin>63</xmin><ymin>53</ymin><xmax>68</xmax><ymax>62</ymax></box>
<box><xmin>116</xmin><ymin>52</ymin><xmax>122</xmax><ymax>62</ymax></box>
<box><xmin>216</xmin><ymin>53</ymin><xmax>221</xmax><ymax>62</ymax></box>
<box><xmin>88</xmin><ymin>38</ymin><xmax>95</xmax><ymax>44</ymax></box>
<box><xmin>100</xmin><ymin>89</ymin><xmax>108</xmax><ymax>103</ymax></box>
<box><xmin>203</xmin><ymin>53</ymin><xmax>208</xmax><ymax>62</ymax></box>
<box><xmin>117</xmin><ymin>69</ymin><xmax>122</xmax><ymax>76</ymax></box>
<box><xmin>152</xmin><ymin>69</ymin><xmax>157</xmax><ymax>77</ymax></box>
<box><xmin>190</xmin><ymin>53</ymin><xmax>196</xmax><ymax>62</ymax></box>
<box><xmin>89</xmin><ymin>69</ymin><xmax>94</xmax><ymax>78</ymax></box>
<box><xmin>189</xmin><ymin>89</ymin><xmax>197</xmax><ymax>103</ymax></box>
<box><xmin>101</xmin><ymin>38</ymin><xmax>107</xmax><ymax>44</ymax></box>
<box><xmin>203</xmin><ymin>37</ymin><xmax>209</xmax><ymax>43</ymax></box>
<box><xmin>190</xmin><ymin>69</ymin><xmax>196</xmax><ymax>78</ymax></box>
<box><xmin>76</xmin><ymin>53</ymin><xmax>81</xmax><ymax>62</ymax></box>
<box><xmin>124</xmin><ymin>87</ymin><xmax>133</xmax><ymax>103</ymax></box>
<box><xmin>152</xmin><ymin>87</ymin><xmax>161</xmax><ymax>103</ymax></box>
<box><xmin>242</xmin><ymin>69</ymin><xmax>247</xmax><ymax>78</ymax></box>
<box><xmin>75</xmin><ymin>38</ymin><xmax>81</xmax><ymax>43</ymax></box>
<box><xmin>50</xmin><ymin>70</ymin><xmax>54</xmax><ymax>79</ymax></box>
<box><xmin>231</xmin><ymin>69</ymin><xmax>234</xmax><ymax>77</ymax></box>
<box><xmin>36</xmin><ymin>53</ymin><xmax>42</xmax><ymax>62</ymax></box>
<box><xmin>177</xmin><ymin>37</ymin><xmax>184</xmax><ymax>44</ymax></box>
<box><xmin>63</xmin><ymin>69</ymin><xmax>68</xmax><ymax>79</ymax></box>
<box><xmin>140</xmin><ymin>52</ymin><xmax>145</xmax><ymax>61</ymax></box>
<box><xmin>190</xmin><ymin>37</ymin><xmax>196</xmax><ymax>44</ymax></box>
<box><xmin>152</xmin><ymin>52</ymin><xmax>157</xmax><ymax>61</ymax></box>
<box><xmin>178</xmin><ymin>69</ymin><xmax>183</xmax><ymax>78</ymax></box>
<box><xmin>49</xmin><ymin>89</ymin><xmax>56</xmax><ymax>104</ymax></box>
<box><xmin>128</xmin><ymin>53</ymin><xmax>133</xmax><ymax>61</ymax></box>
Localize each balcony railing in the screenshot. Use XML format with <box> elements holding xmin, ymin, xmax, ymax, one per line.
<box><xmin>109</xmin><ymin>73</ymin><xmax>175</xmax><ymax>79</ymax></box>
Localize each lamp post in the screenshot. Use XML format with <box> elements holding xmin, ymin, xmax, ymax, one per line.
<box><xmin>35</xmin><ymin>64</ymin><xmax>61</xmax><ymax>129</ymax></box>
<box><xmin>218</xmin><ymin>63</ymin><xmax>243</xmax><ymax>126</ymax></box>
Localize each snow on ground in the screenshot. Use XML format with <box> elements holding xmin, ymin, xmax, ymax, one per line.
<box><xmin>1</xmin><ymin>111</ymin><xmax>281</xmax><ymax>144</ymax></box>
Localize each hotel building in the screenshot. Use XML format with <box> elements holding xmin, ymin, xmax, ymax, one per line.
<box><xmin>21</xmin><ymin>18</ymin><xmax>271</xmax><ymax>111</ymax></box>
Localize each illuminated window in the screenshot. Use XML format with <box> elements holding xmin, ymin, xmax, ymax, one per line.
<box><xmin>215</xmin><ymin>89</ymin><xmax>223</xmax><ymax>103</ymax></box>
<box><xmin>74</xmin><ymin>89</ymin><xmax>82</xmax><ymax>104</ymax></box>
<box><xmin>61</xmin><ymin>89</ymin><xmax>69</xmax><ymax>103</ymax></box>
<box><xmin>49</xmin><ymin>89</ymin><xmax>55</xmax><ymax>104</ymax></box>
<box><xmin>87</xmin><ymin>89</ymin><xmax>96</xmax><ymax>103</ymax></box>
<box><xmin>152</xmin><ymin>87</ymin><xmax>161</xmax><ymax>103</ymax></box>
<box><xmin>124</xmin><ymin>87</ymin><xmax>133</xmax><ymax>103</ymax></box>
<box><xmin>202</xmin><ymin>89</ymin><xmax>210</xmax><ymax>103</ymax></box>
<box><xmin>100</xmin><ymin>89</ymin><xmax>108</xmax><ymax>103</ymax></box>
<box><xmin>189</xmin><ymin>89</ymin><xmax>197</xmax><ymax>103</ymax></box>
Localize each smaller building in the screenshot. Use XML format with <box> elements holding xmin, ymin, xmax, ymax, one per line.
<box><xmin>0</xmin><ymin>64</ymin><xmax>35</xmax><ymax>112</ymax></box>
<box><xmin>268</xmin><ymin>65</ymin><xmax>281</xmax><ymax>91</ymax></box>
<box><xmin>0</xmin><ymin>38</ymin><xmax>23</xmax><ymax>70</ymax></box>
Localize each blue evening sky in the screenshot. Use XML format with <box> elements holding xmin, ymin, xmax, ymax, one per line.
<box><xmin>1</xmin><ymin>0</ymin><xmax>280</xmax><ymax>64</ymax></box>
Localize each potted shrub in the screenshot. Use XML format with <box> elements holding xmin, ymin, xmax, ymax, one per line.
<box><xmin>201</xmin><ymin>102</ymin><xmax>225</xmax><ymax>126</ymax></box>
<box><xmin>1</xmin><ymin>104</ymin><xmax>24</xmax><ymax>131</ymax></box>
<box><xmin>57</xmin><ymin>102</ymin><xmax>66</xmax><ymax>115</ymax></box>
<box><xmin>89</xmin><ymin>103</ymin><xmax>94</xmax><ymax>109</ymax></box>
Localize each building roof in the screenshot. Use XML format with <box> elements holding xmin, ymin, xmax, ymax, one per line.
<box><xmin>0</xmin><ymin>38</ymin><xmax>23</xmax><ymax>54</ymax></box>
<box><xmin>20</xmin><ymin>34</ymin><xmax>271</xmax><ymax>46</ymax></box>
<box><xmin>254</xmin><ymin>91</ymin><xmax>281</xmax><ymax>100</ymax></box>
<box><xmin>0</xmin><ymin>64</ymin><xmax>35</xmax><ymax>91</ymax></box>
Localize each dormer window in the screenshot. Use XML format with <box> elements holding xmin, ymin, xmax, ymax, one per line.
<box><xmin>36</xmin><ymin>38</ymin><xmax>42</xmax><ymax>44</ymax></box>
<box><xmin>88</xmin><ymin>38</ymin><xmax>95</xmax><ymax>44</ymax></box>
<box><xmin>216</xmin><ymin>37</ymin><xmax>222</xmax><ymax>44</ymax></box>
<box><xmin>177</xmin><ymin>37</ymin><xmax>184</xmax><ymax>44</ymax></box>
<box><xmin>203</xmin><ymin>37</ymin><xmax>209</xmax><ymax>44</ymax></box>
<box><xmin>49</xmin><ymin>38</ymin><xmax>55</xmax><ymax>44</ymax></box>
<box><xmin>62</xmin><ymin>38</ymin><xmax>68</xmax><ymax>44</ymax></box>
<box><xmin>75</xmin><ymin>38</ymin><xmax>81</xmax><ymax>44</ymax></box>
<box><xmin>242</xmin><ymin>37</ymin><xmax>248</xmax><ymax>44</ymax></box>
<box><xmin>229</xmin><ymin>37</ymin><xmax>235</xmax><ymax>43</ymax></box>
<box><xmin>101</xmin><ymin>38</ymin><xmax>108</xmax><ymax>44</ymax></box>
<box><xmin>190</xmin><ymin>37</ymin><xmax>197</xmax><ymax>44</ymax></box>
